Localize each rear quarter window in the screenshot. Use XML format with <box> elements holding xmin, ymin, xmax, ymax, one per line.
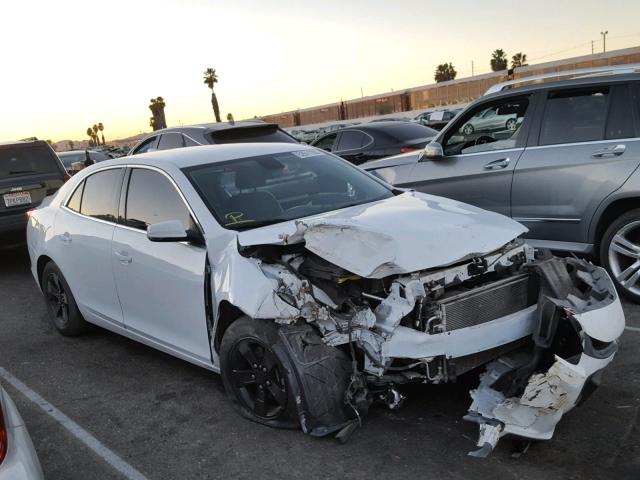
<box><xmin>0</xmin><ymin>145</ymin><xmax>60</xmax><ymax>178</ymax></box>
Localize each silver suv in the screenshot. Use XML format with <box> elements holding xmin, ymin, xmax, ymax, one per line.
<box><xmin>362</xmin><ymin>65</ymin><xmax>640</xmax><ymax>302</ymax></box>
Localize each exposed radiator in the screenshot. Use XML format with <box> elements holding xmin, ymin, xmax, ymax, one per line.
<box><xmin>438</xmin><ymin>273</ymin><xmax>539</xmax><ymax>332</ymax></box>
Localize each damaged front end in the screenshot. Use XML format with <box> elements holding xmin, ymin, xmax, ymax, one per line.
<box><xmin>227</xmin><ymin>209</ymin><xmax>625</xmax><ymax>455</ymax></box>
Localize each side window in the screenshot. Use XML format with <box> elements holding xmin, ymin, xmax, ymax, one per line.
<box><xmin>133</xmin><ymin>136</ymin><xmax>159</xmax><ymax>155</ymax></box>
<box><xmin>336</xmin><ymin>131</ymin><xmax>367</xmax><ymax>151</ymax></box>
<box><xmin>443</xmin><ymin>97</ymin><xmax>530</xmax><ymax>155</ymax></box>
<box><xmin>314</xmin><ymin>133</ymin><xmax>338</xmax><ymax>152</ymax></box>
<box><xmin>66</xmin><ymin>181</ymin><xmax>84</xmax><ymax>212</ymax></box>
<box><xmin>79</xmin><ymin>169</ymin><xmax>122</xmax><ymax>222</ymax></box>
<box><xmin>539</xmin><ymin>87</ymin><xmax>609</xmax><ymax>145</ymax></box>
<box><xmin>157</xmin><ymin>133</ymin><xmax>185</xmax><ymax>151</ymax></box>
<box><xmin>184</xmin><ymin>135</ymin><xmax>199</xmax><ymax>147</ymax></box>
<box><xmin>125</xmin><ymin>168</ymin><xmax>195</xmax><ymax>232</ymax></box>
<box><xmin>606</xmin><ymin>84</ymin><xmax>635</xmax><ymax>140</ymax></box>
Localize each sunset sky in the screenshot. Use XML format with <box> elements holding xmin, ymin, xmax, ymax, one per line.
<box><xmin>1</xmin><ymin>0</ymin><xmax>639</xmax><ymax>142</ymax></box>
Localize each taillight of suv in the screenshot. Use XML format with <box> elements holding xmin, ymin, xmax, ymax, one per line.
<box><xmin>0</xmin><ymin>401</ymin><xmax>7</xmax><ymax>464</ymax></box>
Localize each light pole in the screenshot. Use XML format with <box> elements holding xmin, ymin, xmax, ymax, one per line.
<box><xmin>601</xmin><ymin>30</ymin><xmax>608</xmax><ymax>53</ymax></box>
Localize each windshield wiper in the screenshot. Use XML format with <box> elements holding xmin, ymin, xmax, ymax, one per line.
<box><xmin>225</xmin><ymin>218</ymin><xmax>291</xmax><ymax>231</ymax></box>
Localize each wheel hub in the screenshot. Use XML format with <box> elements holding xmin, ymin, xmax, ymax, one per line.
<box><xmin>608</xmin><ymin>220</ymin><xmax>640</xmax><ymax>296</ymax></box>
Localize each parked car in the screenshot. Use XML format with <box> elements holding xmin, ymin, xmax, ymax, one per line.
<box><xmin>311</xmin><ymin>121</ymin><xmax>437</xmax><ymax>164</ymax></box>
<box><xmin>369</xmin><ymin>117</ymin><xmax>412</xmax><ymax>123</ymax></box>
<box><xmin>27</xmin><ymin>143</ymin><xmax>624</xmax><ymax>456</ymax></box>
<box><xmin>362</xmin><ymin>66</ymin><xmax>640</xmax><ymax>302</ymax></box>
<box><xmin>129</xmin><ymin>120</ymin><xmax>298</xmax><ymax>155</ymax></box>
<box><xmin>0</xmin><ymin>382</ymin><xmax>44</xmax><ymax>480</ymax></box>
<box><xmin>58</xmin><ymin>150</ymin><xmax>113</xmax><ymax>174</ymax></box>
<box><xmin>414</xmin><ymin>109</ymin><xmax>460</xmax><ymax>130</ymax></box>
<box><xmin>0</xmin><ymin>140</ymin><xmax>68</xmax><ymax>241</ymax></box>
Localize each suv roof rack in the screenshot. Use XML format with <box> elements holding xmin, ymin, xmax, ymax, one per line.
<box><xmin>484</xmin><ymin>63</ymin><xmax>640</xmax><ymax>95</ymax></box>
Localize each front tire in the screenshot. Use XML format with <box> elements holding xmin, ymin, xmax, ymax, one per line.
<box><xmin>600</xmin><ymin>209</ymin><xmax>640</xmax><ymax>303</ymax></box>
<box><xmin>220</xmin><ymin>317</ymin><xmax>299</xmax><ymax>429</ymax></box>
<box><xmin>41</xmin><ymin>262</ymin><xmax>87</xmax><ymax>336</ymax></box>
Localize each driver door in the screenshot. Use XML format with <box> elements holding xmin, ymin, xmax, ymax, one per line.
<box><xmin>405</xmin><ymin>95</ymin><xmax>535</xmax><ymax>216</ymax></box>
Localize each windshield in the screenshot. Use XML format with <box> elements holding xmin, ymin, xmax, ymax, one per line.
<box><xmin>207</xmin><ymin>125</ymin><xmax>297</xmax><ymax>144</ymax></box>
<box><xmin>184</xmin><ymin>149</ymin><xmax>393</xmax><ymax>230</ymax></box>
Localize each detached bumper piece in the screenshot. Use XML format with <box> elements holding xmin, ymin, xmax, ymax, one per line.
<box><xmin>465</xmin><ymin>257</ymin><xmax>624</xmax><ymax>457</ymax></box>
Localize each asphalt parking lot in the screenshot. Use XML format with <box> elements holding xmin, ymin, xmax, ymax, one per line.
<box><xmin>1</xmin><ymin>242</ymin><xmax>639</xmax><ymax>480</ymax></box>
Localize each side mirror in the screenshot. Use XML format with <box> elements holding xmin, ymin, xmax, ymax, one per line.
<box><xmin>419</xmin><ymin>142</ymin><xmax>444</xmax><ymax>161</ymax></box>
<box><xmin>147</xmin><ymin>220</ymin><xmax>188</xmax><ymax>242</ymax></box>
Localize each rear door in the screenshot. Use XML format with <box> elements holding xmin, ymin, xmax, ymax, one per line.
<box><xmin>0</xmin><ymin>143</ymin><xmax>66</xmax><ymax>230</ymax></box>
<box><xmin>405</xmin><ymin>95</ymin><xmax>534</xmax><ymax>216</ymax></box>
<box><xmin>333</xmin><ymin>130</ymin><xmax>372</xmax><ymax>164</ymax></box>
<box><xmin>111</xmin><ymin>167</ymin><xmax>210</xmax><ymax>363</ymax></box>
<box><xmin>511</xmin><ymin>83</ymin><xmax>640</xmax><ymax>248</ymax></box>
<box><xmin>54</xmin><ymin>167</ymin><xmax>125</xmax><ymax>326</ymax></box>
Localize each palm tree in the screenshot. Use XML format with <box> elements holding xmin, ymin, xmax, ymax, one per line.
<box><xmin>92</xmin><ymin>124</ymin><xmax>100</xmax><ymax>146</ymax></box>
<box><xmin>434</xmin><ymin>63</ymin><xmax>457</xmax><ymax>82</ymax></box>
<box><xmin>68</xmin><ymin>140</ymin><xmax>74</xmax><ymax>150</ymax></box>
<box><xmin>149</xmin><ymin>97</ymin><xmax>167</xmax><ymax>130</ymax></box>
<box><xmin>98</xmin><ymin>122</ymin><xmax>105</xmax><ymax>145</ymax></box>
<box><xmin>511</xmin><ymin>52</ymin><xmax>528</xmax><ymax>69</ymax></box>
<box><xmin>86</xmin><ymin>127</ymin><xmax>94</xmax><ymax>147</ymax></box>
<box><xmin>490</xmin><ymin>49</ymin><xmax>508</xmax><ymax>71</ymax></box>
<box><xmin>203</xmin><ymin>68</ymin><xmax>221</xmax><ymax>122</ymax></box>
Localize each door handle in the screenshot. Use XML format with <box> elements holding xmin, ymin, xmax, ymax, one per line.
<box><xmin>591</xmin><ymin>144</ymin><xmax>626</xmax><ymax>158</ymax></box>
<box><xmin>483</xmin><ymin>158</ymin><xmax>510</xmax><ymax>170</ymax></box>
<box><xmin>60</xmin><ymin>232</ymin><xmax>72</xmax><ymax>245</ymax></box>
<box><xmin>114</xmin><ymin>250</ymin><xmax>132</xmax><ymax>264</ymax></box>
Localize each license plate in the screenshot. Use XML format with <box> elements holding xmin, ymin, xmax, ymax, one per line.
<box><xmin>3</xmin><ymin>191</ymin><xmax>32</xmax><ymax>207</ymax></box>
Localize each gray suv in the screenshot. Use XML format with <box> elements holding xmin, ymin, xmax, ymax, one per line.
<box><xmin>362</xmin><ymin>66</ymin><xmax>640</xmax><ymax>302</ymax></box>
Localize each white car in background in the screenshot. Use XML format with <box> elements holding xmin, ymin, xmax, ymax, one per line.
<box><xmin>26</xmin><ymin>143</ymin><xmax>625</xmax><ymax>456</ymax></box>
<box><xmin>0</xmin><ymin>383</ymin><xmax>44</xmax><ymax>480</ymax></box>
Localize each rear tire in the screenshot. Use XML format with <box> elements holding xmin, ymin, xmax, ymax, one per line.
<box><xmin>600</xmin><ymin>208</ymin><xmax>640</xmax><ymax>303</ymax></box>
<box><xmin>41</xmin><ymin>262</ymin><xmax>87</xmax><ymax>336</ymax></box>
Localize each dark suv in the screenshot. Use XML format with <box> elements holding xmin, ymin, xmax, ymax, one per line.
<box><xmin>129</xmin><ymin>121</ymin><xmax>298</xmax><ymax>155</ymax></box>
<box><xmin>0</xmin><ymin>140</ymin><xmax>68</xmax><ymax>240</ymax></box>
<box><xmin>362</xmin><ymin>65</ymin><xmax>640</xmax><ymax>302</ymax></box>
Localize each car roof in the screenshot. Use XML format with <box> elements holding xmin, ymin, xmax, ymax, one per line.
<box><xmin>96</xmin><ymin>142</ymin><xmax>310</xmax><ymax>170</ymax></box>
<box><xmin>482</xmin><ymin>72</ymin><xmax>640</xmax><ymax>101</ymax></box>
<box><xmin>148</xmin><ymin>120</ymin><xmax>274</xmax><ymax>136</ymax></box>
<box><xmin>343</xmin><ymin>121</ymin><xmax>420</xmax><ymax>131</ymax></box>
<box><xmin>0</xmin><ymin>139</ymin><xmax>48</xmax><ymax>149</ymax></box>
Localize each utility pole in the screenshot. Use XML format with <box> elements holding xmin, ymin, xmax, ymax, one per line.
<box><xmin>601</xmin><ymin>30</ymin><xmax>608</xmax><ymax>53</ymax></box>
<box><xmin>471</xmin><ymin>60</ymin><xmax>474</xmax><ymax>77</ymax></box>
<box><xmin>360</xmin><ymin>87</ymin><xmax>364</xmax><ymax>98</ymax></box>
<box><xmin>591</xmin><ymin>40</ymin><xmax>594</xmax><ymax>54</ymax></box>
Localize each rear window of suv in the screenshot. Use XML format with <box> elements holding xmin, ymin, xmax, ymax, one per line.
<box><xmin>207</xmin><ymin>125</ymin><xmax>297</xmax><ymax>144</ymax></box>
<box><xmin>0</xmin><ymin>144</ymin><xmax>60</xmax><ymax>178</ymax></box>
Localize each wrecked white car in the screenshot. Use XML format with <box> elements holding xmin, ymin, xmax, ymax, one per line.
<box><xmin>26</xmin><ymin>143</ymin><xmax>625</xmax><ymax>456</ymax></box>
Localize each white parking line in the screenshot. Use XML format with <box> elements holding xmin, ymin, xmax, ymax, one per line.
<box><xmin>625</xmin><ymin>326</ymin><xmax>640</xmax><ymax>333</ymax></box>
<box><xmin>0</xmin><ymin>367</ymin><xmax>148</xmax><ymax>480</ymax></box>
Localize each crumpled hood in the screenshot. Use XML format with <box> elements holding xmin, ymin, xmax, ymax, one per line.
<box><xmin>237</xmin><ymin>191</ymin><xmax>527</xmax><ymax>278</ymax></box>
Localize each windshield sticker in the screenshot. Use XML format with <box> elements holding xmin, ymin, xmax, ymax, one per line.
<box><xmin>291</xmin><ymin>150</ymin><xmax>323</xmax><ymax>158</ymax></box>
<box><xmin>225</xmin><ymin>211</ymin><xmax>252</xmax><ymax>225</ymax></box>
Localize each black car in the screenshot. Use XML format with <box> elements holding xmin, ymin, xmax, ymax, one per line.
<box><xmin>0</xmin><ymin>140</ymin><xmax>68</xmax><ymax>240</ymax></box>
<box><xmin>129</xmin><ymin>120</ymin><xmax>298</xmax><ymax>155</ymax></box>
<box><xmin>311</xmin><ymin>121</ymin><xmax>437</xmax><ymax>164</ymax></box>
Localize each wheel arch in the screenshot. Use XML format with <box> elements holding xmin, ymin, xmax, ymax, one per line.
<box><xmin>36</xmin><ymin>254</ymin><xmax>54</xmax><ymax>288</ymax></box>
<box><xmin>213</xmin><ymin>300</ymin><xmax>245</xmax><ymax>353</ymax></box>
<box><xmin>592</xmin><ymin>196</ymin><xmax>640</xmax><ymax>258</ymax></box>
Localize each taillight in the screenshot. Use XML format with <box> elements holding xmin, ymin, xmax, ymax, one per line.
<box><xmin>0</xmin><ymin>401</ymin><xmax>7</xmax><ymax>464</ymax></box>
<box><xmin>400</xmin><ymin>147</ymin><xmax>416</xmax><ymax>153</ymax></box>
<box><xmin>26</xmin><ymin>209</ymin><xmax>35</xmax><ymax>219</ymax></box>
<box><xmin>63</xmin><ymin>173</ymin><xmax>71</xmax><ymax>182</ymax></box>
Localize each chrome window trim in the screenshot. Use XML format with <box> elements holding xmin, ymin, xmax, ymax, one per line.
<box><xmin>60</xmin><ymin>164</ymin><xmax>205</xmax><ymax>235</ymax></box>
<box><xmin>514</xmin><ymin>217</ymin><xmax>582</xmax><ymax>223</ymax></box>
<box><xmin>526</xmin><ymin>136</ymin><xmax>640</xmax><ymax>150</ymax></box>
<box><xmin>448</xmin><ymin>147</ymin><xmax>524</xmax><ymax>158</ymax></box>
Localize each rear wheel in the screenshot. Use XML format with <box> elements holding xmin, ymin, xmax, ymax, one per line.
<box><xmin>41</xmin><ymin>262</ymin><xmax>87</xmax><ymax>336</ymax></box>
<box><xmin>506</xmin><ymin>118</ymin><xmax>517</xmax><ymax>131</ymax></box>
<box><xmin>600</xmin><ymin>209</ymin><xmax>640</xmax><ymax>303</ymax></box>
<box><xmin>463</xmin><ymin>124</ymin><xmax>474</xmax><ymax>135</ymax></box>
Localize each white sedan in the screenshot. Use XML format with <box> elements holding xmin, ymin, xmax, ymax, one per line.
<box><xmin>26</xmin><ymin>143</ymin><xmax>625</xmax><ymax>455</ymax></box>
